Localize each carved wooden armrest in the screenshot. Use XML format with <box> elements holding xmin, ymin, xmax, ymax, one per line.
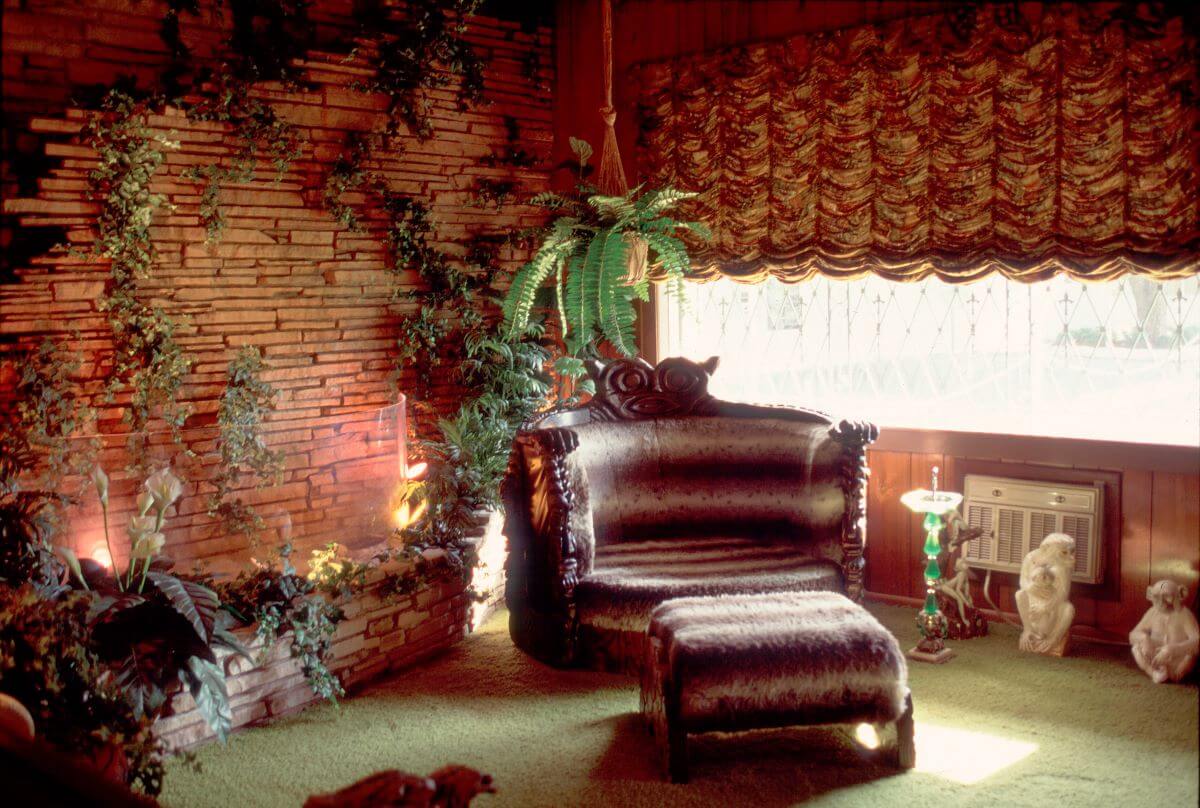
<box><xmin>829</xmin><ymin>419</ymin><xmax>880</xmax><ymax>602</ymax></box>
<box><xmin>521</xmin><ymin>427</ymin><xmax>593</xmax><ymax>607</ymax></box>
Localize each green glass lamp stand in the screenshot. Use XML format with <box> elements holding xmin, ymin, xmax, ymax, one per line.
<box><xmin>900</xmin><ymin>467</ymin><xmax>960</xmax><ymax>664</ymax></box>
<box><xmin>909</xmin><ymin>510</ymin><xmax>955</xmax><ymax>663</ymax></box>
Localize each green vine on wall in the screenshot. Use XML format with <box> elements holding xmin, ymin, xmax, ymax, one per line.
<box><xmin>208</xmin><ymin>346</ymin><xmax>285</xmax><ymax>541</ymax></box>
<box><xmin>350</xmin><ymin>0</ymin><xmax>486</xmax><ymax>140</ymax></box>
<box><xmin>83</xmin><ymin>89</ymin><xmax>193</xmax><ymax>464</ymax></box>
<box><xmin>183</xmin><ymin>69</ymin><xmax>306</xmax><ymax>243</ymax></box>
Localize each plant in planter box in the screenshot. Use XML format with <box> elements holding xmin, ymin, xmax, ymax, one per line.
<box><xmin>70</xmin><ymin>466</ymin><xmax>248</xmax><ymax>741</ymax></box>
<box><xmin>215</xmin><ymin>543</ymin><xmax>359</xmax><ymax>703</ymax></box>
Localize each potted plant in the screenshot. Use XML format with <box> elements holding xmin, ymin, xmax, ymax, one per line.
<box><xmin>501</xmin><ymin>140</ymin><xmax>709</xmax><ymax>358</ymax></box>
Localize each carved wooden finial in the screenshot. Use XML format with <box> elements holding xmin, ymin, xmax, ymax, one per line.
<box><xmin>587</xmin><ymin>356</ymin><xmax>720</xmax><ymax>421</ymax></box>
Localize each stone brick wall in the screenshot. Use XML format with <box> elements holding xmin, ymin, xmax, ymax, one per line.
<box><xmin>0</xmin><ymin>1</ymin><xmax>553</xmax><ymax>566</ymax></box>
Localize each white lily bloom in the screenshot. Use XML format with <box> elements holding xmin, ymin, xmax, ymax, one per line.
<box><xmin>89</xmin><ymin>465</ymin><xmax>110</xmax><ymax>506</ymax></box>
<box><xmin>144</xmin><ymin>467</ymin><xmax>184</xmax><ymax>513</ymax></box>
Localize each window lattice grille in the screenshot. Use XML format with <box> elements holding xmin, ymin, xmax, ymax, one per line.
<box><xmin>659</xmin><ymin>275</ymin><xmax>1200</xmax><ymax>446</ymax></box>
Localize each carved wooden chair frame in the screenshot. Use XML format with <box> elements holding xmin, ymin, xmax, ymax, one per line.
<box><xmin>502</xmin><ymin>356</ymin><xmax>878</xmax><ymax>665</ymax></box>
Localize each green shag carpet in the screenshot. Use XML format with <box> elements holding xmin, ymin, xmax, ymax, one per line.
<box><xmin>162</xmin><ymin>605</ymin><xmax>1198</xmax><ymax>807</ymax></box>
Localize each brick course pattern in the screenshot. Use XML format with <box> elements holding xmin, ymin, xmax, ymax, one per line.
<box><xmin>0</xmin><ymin>0</ymin><xmax>553</xmax><ymax>567</ymax></box>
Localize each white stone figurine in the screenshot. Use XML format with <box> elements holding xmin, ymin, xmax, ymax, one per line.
<box><xmin>1015</xmin><ymin>533</ymin><xmax>1076</xmax><ymax>656</ymax></box>
<box><xmin>1129</xmin><ymin>580</ymin><xmax>1199</xmax><ymax>684</ymax></box>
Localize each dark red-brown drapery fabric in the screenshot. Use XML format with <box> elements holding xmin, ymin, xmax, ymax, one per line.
<box><xmin>632</xmin><ymin>3</ymin><xmax>1199</xmax><ymax>283</ymax></box>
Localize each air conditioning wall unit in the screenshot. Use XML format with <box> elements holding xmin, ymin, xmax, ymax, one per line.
<box><xmin>961</xmin><ymin>474</ymin><xmax>1104</xmax><ymax>584</ymax></box>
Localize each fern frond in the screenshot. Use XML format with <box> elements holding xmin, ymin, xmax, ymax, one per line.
<box><xmin>637</xmin><ymin>187</ymin><xmax>696</xmax><ymax>217</ymax></box>
<box><xmin>677</xmin><ymin>220</ymin><xmax>713</xmax><ymax>241</ymax></box>
<box><xmin>578</xmin><ymin>228</ymin><xmax>622</xmax><ymax>342</ymax></box>
<box><xmin>587</xmin><ymin>189</ymin><xmax>639</xmax><ymax>224</ymax></box>
<box><xmin>600</xmin><ymin>283</ymin><xmax>639</xmax><ymax>357</ymax></box>
<box><xmin>642</xmin><ymin>232</ymin><xmax>690</xmax><ymax>279</ymax></box>
<box><xmin>501</xmin><ymin>236</ymin><xmax>574</xmax><ymax>339</ymax></box>
<box><xmin>554</xmin><ymin>261</ymin><xmax>566</xmax><ymax>338</ymax></box>
<box><xmin>528</xmin><ymin>191</ymin><xmax>574</xmax><ymax>211</ymax></box>
<box><xmin>563</xmin><ymin>253</ymin><xmax>585</xmax><ymax>353</ymax></box>
<box><xmin>595</xmin><ymin>229</ymin><xmax>633</xmax><ymax>353</ymax></box>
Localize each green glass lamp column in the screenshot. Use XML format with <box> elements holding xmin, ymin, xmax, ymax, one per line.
<box><xmin>900</xmin><ymin>466</ymin><xmax>962</xmax><ymax>664</ymax></box>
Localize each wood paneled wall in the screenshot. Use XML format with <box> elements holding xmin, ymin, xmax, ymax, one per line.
<box><xmin>865</xmin><ymin>431</ymin><xmax>1200</xmax><ymax>643</ymax></box>
<box><xmin>554</xmin><ymin>0</ymin><xmax>954</xmax><ymax>187</ymax></box>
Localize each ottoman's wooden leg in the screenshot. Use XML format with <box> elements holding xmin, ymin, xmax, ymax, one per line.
<box><xmin>660</xmin><ymin>675</ymin><xmax>689</xmax><ymax>783</ymax></box>
<box><xmin>667</xmin><ymin>722</ymin><xmax>688</xmax><ymax>783</ymax></box>
<box><xmin>892</xmin><ymin>691</ymin><xmax>916</xmax><ymax>770</ymax></box>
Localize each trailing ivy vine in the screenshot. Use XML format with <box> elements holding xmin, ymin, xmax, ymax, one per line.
<box><xmin>208</xmin><ymin>346</ymin><xmax>285</xmax><ymax>541</ymax></box>
<box><xmin>83</xmin><ymin>88</ymin><xmax>193</xmax><ymax>464</ymax></box>
<box><xmin>183</xmin><ymin>70</ymin><xmax>305</xmax><ymax>243</ymax></box>
<box><xmin>349</xmin><ymin>0</ymin><xmax>486</xmax><ymax>140</ymax></box>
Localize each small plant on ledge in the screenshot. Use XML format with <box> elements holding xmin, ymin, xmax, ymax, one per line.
<box><xmin>214</xmin><ymin>542</ymin><xmax>367</xmax><ymax>703</ymax></box>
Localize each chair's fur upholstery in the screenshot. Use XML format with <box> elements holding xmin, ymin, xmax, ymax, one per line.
<box><xmin>502</xmin><ymin>356</ymin><xmax>878</xmax><ymax>670</ymax></box>
<box><xmin>576</xmin><ymin>537</ymin><xmax>844</xmax><ymax>633</ymax></box>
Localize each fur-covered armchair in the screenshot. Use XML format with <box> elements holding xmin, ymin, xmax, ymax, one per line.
<box><xmin>502</xmin><ymin>356</ymin><xmax>878</xmax><ymax>671</ymax></box>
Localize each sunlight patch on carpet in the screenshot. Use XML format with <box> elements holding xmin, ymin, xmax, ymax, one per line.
<box><xmin>914</xmin><ymin>722</ymin><xmax>1038</xmax><ymax>784</ymax></box>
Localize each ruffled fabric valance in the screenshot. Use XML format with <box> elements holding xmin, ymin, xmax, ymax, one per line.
<box><xmin>632</xmin><ymin>4</ymin><xmax>1199</xmax><ymax>283</ymax></box>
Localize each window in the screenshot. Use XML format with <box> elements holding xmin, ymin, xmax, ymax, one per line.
<box><xmin>657</xmin><ymin>274</ymin><xmax>1200</xmax><ymax>447</ymax></box>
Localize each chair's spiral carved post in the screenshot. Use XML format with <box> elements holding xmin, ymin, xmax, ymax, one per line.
<box><xmin>530</xmin><ymin>427</ymin><xmax>582</xmax><ymax>661</ymax></box>
<box><xmin>830</xmin><ymin>419</ymin><xmax>880</xmax><ymax>603</ymax></box>
<box><xmin>500</xmin><ymin>444</ymin><xmax>529</xmax><ymax>607</ymax></box>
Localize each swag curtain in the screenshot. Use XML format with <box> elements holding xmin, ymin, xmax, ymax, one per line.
<box><xmin>632</xmin><ymin>3</ymin><xmax>1199</xmax><ymax>284</ymax></box>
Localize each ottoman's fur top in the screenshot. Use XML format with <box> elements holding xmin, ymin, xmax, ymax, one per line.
<box><xmin>649</xmin><ymin>591</ymin><xmax>908</xmax><ymax>728</ymax></box>
<box><xmin>577</xmin><ymin>537</ymin><xmax>843</xmax><ymax>633</ymax></box>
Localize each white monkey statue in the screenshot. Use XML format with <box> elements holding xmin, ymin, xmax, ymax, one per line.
<box><xmin>1015</xmin><ymin>533</ymin><xmax>1076</xmax><ymax>656</ymax></box>
<box><xmin>1129</xmin><ymin>580</ymin><xmax>1199</xmax><ymax>684</ymax></box>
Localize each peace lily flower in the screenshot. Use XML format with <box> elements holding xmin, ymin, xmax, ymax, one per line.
<box><xmin>144</xmin><ymin>468</ymin><xmax>184</xmax><ymax>514</ymax></box>
<box><xmin>130</xmin><ymin>532</ymin><xmax>166</xmax><ymax>561</ymax></box>
<box><xmin>89</xmin><ymin>465</ymin><xmax>110</xmax><ymax>507</ymax></box>
<box><xmin>127</xmin><ymin>515</ymin><xmax>157</xmax><ymax>544</ymax></box>
<box><xmin>136</xmin><ymin>491</ymin><xmax>155</xmax><ymax>517</ymax></box>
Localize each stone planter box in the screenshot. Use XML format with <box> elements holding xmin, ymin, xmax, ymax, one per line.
<box><xmin>155</xmin><ymin>510</ymin><xmax>505</xmax><ymax>750</ymax></box>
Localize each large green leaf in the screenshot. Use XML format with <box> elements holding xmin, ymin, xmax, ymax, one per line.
<box><xmin>147</xmin><ymin>571</ymin><xmax>218</xmax><ymax>643</ymax></box>
<box><xmin>184</xmin><ymin>655</ymin><xmax>232</xmax><ymax>742</ymax></box>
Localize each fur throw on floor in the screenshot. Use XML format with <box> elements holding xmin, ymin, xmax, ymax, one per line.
<box><xmin>648</xmin><ymin>591</ymin><xmax>908</xmax><ymax>729</ymax></box>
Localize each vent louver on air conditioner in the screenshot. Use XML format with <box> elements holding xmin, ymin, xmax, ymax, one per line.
<box><xmin>960</xmin><ymin>474</ymin><xmax>1104</xmax><ymax>584</ymax></box>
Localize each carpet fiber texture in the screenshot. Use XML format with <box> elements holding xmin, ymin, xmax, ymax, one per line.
<box><xmin>161</xmin><ymin>604</ymin><xmax>1198</xmax><ymax>807</ymax></box>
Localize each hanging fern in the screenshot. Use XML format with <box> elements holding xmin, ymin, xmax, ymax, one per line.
<box><xmin>501</xmin><ymin>181</ymin><xmax>709</xmax><ymax>357</ymax></box>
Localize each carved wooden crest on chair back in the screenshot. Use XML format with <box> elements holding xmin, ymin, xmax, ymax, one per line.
<box><xmin>584</xmin><ymin>356</ymin><xmax>721</xmax><ymax>421</ymax></box>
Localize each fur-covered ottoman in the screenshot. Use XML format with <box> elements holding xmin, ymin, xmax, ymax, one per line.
<box><xmin>640</xmin><ymin>591</ymin><xmax>914</xmax><ymax>782</ymax></box>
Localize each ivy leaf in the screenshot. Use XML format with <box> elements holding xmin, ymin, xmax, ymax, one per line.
<box><xmin>569</xmin><ymin>137</ymin><xmax>593</xmax><ymax>168</ymax></box>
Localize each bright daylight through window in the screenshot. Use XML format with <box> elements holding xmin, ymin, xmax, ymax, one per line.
<box><xmin>658</xmin><ymin>274</ymin><xmax>1200</xmax><ymax>446</ymax></box>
